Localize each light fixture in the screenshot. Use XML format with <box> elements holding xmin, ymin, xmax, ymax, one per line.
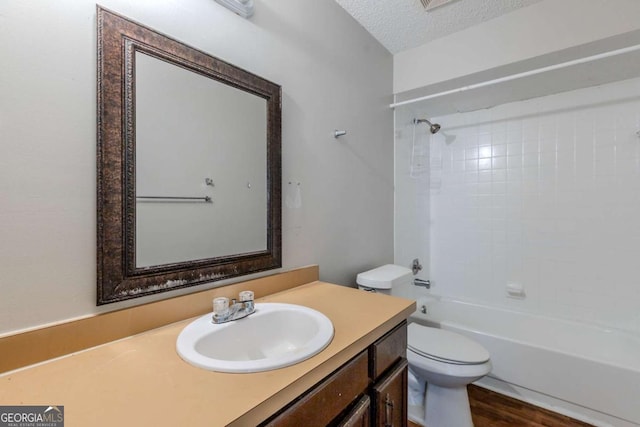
<box><xmin>215</xmin><ymin>0</ymin><xmax>254</xmax><ymax>19</ymax></box>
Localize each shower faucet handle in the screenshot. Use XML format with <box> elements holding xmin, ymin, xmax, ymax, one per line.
<box><xmin>411</xmin><ymin>258</ymin><xmax>423</xmax><ymax>275</ymax></box>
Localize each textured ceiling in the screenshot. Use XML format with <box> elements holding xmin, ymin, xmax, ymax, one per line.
<box><xmin>335</xmin><ymin>0</ymin><xmax>543</xmax><ymax>54</ymax></box>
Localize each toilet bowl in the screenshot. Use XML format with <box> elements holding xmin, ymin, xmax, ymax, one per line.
<box><xmin>356</xmin><ymin>265</ymin><xmax>492</xmax><ymax>427</ymax></box>
<box><xmin>407</xmin><ymin>323</ymin><xmax>491</xmax><ymax>427</ymax></box>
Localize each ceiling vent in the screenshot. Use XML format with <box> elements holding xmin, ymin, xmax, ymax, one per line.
<box><xmin>419</xmin><ymin>0</ymin><xmax>461</xmax><ymax>11</ymax></box>
<box><xmin>214</xmin><ymin>0</ymin><xmax>254</xmax><ymax>18</ymax></box>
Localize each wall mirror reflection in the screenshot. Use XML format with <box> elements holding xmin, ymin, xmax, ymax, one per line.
<box><xmin>135</xmin><ymin>52</ymin><xmax>268</xmax><ymax>267</ymax></box>
<box><xmin>97</xmin><ymin>7</ymin><xmax>281</xmax><ymax>305</ymax></box>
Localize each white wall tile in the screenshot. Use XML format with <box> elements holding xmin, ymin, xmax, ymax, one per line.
<box><xmin>397</xmin><ymin>77</ymin><xmax>640</xmax><ymax>333</ymax></box>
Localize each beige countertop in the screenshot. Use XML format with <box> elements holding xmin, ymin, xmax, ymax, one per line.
<box><xmin>0</xmin><ymin>282</ymin><xmax>415</xmax><ymax>426</ymax></box>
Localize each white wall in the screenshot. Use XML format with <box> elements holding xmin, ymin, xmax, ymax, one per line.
<box><xmin>0</xmin><ymin>0</ymin><xmax>393</xmax><ymax>335</ymax></box>
<box><xmin>394</xmin><ymin>0</ymin><xmax>640</xmax><ymax>94</ymax></box>
<box><xmin>396</xmin><ymin>77</ymin><xmax>640</xmax><ymax>333</ymax></box>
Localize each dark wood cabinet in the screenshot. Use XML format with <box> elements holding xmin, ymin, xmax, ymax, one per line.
<box><xmin>337</xmin><ymin>395</ymin><xmax>371</xmax><ymax>427</ymax></box>
<box><xmin>372</xmin><ymin>359</ymin><xmax>408</xmax><ymax>427</ymax></box>
<box><xmin>260</xmin><ymin>321</ymin><xmax>408</xmax><ymax>427</ymax></box>
<box><xmin>370</xmin><ymin>322</ymin><xmax>407</xmax><ymax>379</ymax></box>
<box><xmin>262</xmin><ymin>351</ymin><xmax>369</xmax><ymax>427</ymax></box>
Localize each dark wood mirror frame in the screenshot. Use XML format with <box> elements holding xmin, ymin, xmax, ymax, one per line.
<box><xmin>97</xmin><ymin>6</ymin><xmax>281</xmax><ymax>305</ymax></box>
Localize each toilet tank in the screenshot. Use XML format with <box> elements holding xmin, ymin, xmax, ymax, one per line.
<box><xmin>356</xmin><ymin>264</ymin><xmax>413</xmax><ymax>295</ymax></box>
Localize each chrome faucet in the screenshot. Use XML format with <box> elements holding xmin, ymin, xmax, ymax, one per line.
<box><xmin>212</xmin><ymin>291</ymin><xmax>255</xmax><ymax>324</ymax></box>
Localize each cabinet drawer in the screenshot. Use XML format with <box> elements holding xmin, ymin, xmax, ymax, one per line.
<box><xmin>373</xmin><ymin>358</ymin><xmax>408</xmax><ymax>427</ymax></box>
<box><xmin>369</xmin><ymin>321</ymin><xmax>407</xmax><ymax>379</ymax></box>
<box><xmin>262</xmin><ymin>351</ymin><xmax>369</xmax><ymax>427</ymax></box>
<box><xmin>336</xmin><ymin>395</ymin><xmax>370</xmax><ymax>427</ymax></box>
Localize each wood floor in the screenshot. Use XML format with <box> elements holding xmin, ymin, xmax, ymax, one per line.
<box><xmin>409</xmin><ymin>385</ymin><xmax>594</xmax><ymax>427</ymax></box>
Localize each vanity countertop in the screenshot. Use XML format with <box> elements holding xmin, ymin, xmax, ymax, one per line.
<box><xmin>0</xmin><ymin>282</ymin><xmax>415</xmax><ymax>426</ymax></box>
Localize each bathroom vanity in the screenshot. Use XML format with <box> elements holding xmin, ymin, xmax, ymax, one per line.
<box><xmin>262</xmin><ymin>322</ymin><xmax>408</xmax><ymax>426</ymax></box>
<box><xmin>0</xmin><ymin>274</ymin><xmax>414</xmax><ymax>426</ymax></box>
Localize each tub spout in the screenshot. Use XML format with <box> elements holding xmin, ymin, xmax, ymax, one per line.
<box><xmin>414</xmin><ymin>278</ymin><xmax>431</xmax><ymax>289</ymax></box>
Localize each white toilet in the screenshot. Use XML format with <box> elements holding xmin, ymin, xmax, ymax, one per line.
<box><xmin>357</xmin><ymin>265</ymin><xmax>492</xmax><ymax>427</ymax></box>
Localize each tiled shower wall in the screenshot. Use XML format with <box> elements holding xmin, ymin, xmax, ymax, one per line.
<box><xmin>396</xmin><ymin>77</ymin><xmax>640</xmax><ymax>333</ymax></box>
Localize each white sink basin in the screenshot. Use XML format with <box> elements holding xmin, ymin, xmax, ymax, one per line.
<box><xmin>176</xmin><ymin>303</ymin><xmax>334</xmax><ymax>373</ymax></box>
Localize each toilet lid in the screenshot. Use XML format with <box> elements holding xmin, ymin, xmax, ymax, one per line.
<box><xmin>408</xmin><ymin>323</ymin><xmax>490</xmax><ymax>365</ymax></box>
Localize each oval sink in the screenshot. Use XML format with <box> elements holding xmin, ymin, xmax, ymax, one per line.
<box><xmin>176</xmin><ymin>303</ymin><xmax>334</xmax><ymax>373</ymax></box>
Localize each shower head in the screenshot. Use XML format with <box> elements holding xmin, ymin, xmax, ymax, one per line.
<box><xmin>413</xmin><ymin>118</ymin><xmax>441</xmax><ymax>134</ymax></box>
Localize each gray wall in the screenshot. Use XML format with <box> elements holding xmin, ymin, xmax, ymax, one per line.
<box><xmin>0</xmin><ymin>0</ymin><xmax>394</xmax><ymax>335</ymax></box>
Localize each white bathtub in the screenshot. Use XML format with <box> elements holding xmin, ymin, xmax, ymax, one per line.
<box><xmin>410</xmin><ymin>295</ymin><xmax>640</xmax><ymax>427</ymax></box>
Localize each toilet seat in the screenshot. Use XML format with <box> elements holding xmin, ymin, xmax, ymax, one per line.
<box><xmin>408</xmin><ymin>323</ymin><xmax>490</xmax><ymax>365</ymax></box>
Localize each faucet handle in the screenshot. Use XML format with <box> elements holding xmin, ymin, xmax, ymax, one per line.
<box><xmin>213</xmin><ymin>297</ymin><xmax>230</xmax><ymax>317</ymax></box>
<box><xmin>412</xmin><ymin>258</ymin><xmax>423</xmax><ymax>275</ymax></box>
<box><xmin>239</xmin><ymin>290</ymin><xmax>254</xmax><ymax>302</ymax></box>
<box><xmin>239</xmin><ymin>290</ymin><xmax>255</xmax><ymax>313</ymax></box>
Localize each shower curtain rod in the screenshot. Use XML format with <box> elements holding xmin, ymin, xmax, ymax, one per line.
<box><xmin>389</xmin><ymin>43</ymin><xmax>640</xmax><ymax>109</ymax></box>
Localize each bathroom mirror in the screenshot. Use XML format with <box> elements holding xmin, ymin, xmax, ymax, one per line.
<box><xmin>97</xmin><ymin>7</ymin><xmax>281</xmax><ymax>305</ymax></box>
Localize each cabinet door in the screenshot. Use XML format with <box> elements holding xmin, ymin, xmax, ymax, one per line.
<box><xmin>262</xmin><ymin>351</ymin><xmax>369</xmax><ymax>427</ymax></box>
<box><xmin>336</xmin><ymin>395</ymin><xmax>370</xmax><ymax>427</ymax></box>
<box><xmin>373</xmin><ymin>359</ymin><xmax>408</xmax><ymax>427</ymax></box>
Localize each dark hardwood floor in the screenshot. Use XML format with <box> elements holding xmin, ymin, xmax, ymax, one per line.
<box><xmin>409</xmin><ymin>385</ymin><xmax>594</xmax><ymax>427</ymax></box>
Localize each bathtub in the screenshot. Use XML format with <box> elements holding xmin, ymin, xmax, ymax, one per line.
<box><xmin>409</xmin><ymin>295</ymin><xmax>640</xmax><ymax>427</ymax></box>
